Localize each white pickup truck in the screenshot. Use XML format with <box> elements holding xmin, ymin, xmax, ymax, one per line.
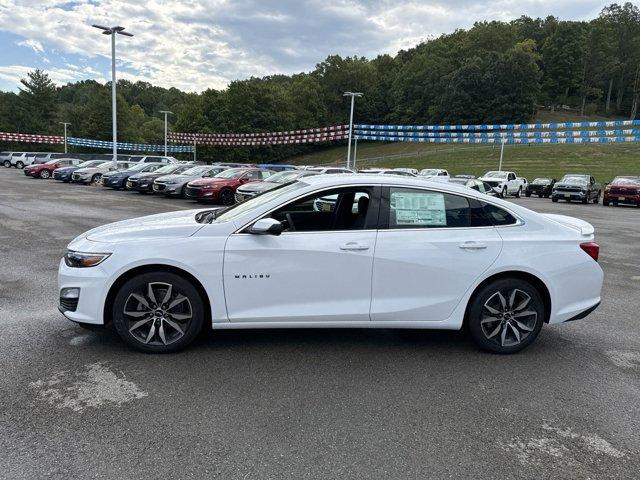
<box><xmin>478</xmin><ymin>170</ymin><xmax>526</xmax><ymax>198</ymax></box>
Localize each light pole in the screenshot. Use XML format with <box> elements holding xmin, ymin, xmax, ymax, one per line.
<box><xmin>159</xmin><ymin>110</ymin><xmax>174</xmax><ymax>157</ymax></box>
<box><xmin>498</xmin><ymin>140</ymin><xmax>505</xmax><ymax>171</ymax></box>
<box><xmin>92</xmin><ymin>24</ymin><xmax>133</xmax><ymax>164</ymax></box>
<box><xmin>343</xmin><ymin>91</ymin><xmax>363</xmax><ymax>169</ymax></box>
<box><xmin>353</xmin><ymin>137</ymin><xmax>358</xmax><ymax>170</ymax></box>
<box><xmin>59</xmin><ymin>122</ymin><xmax>71</xmax><ymax>153</ymax></box>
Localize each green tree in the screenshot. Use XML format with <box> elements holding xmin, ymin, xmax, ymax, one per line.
<box><xmin>18</xmin><ymin>69</ymin><xmax>57</xmax><ymax>133</ymax></box>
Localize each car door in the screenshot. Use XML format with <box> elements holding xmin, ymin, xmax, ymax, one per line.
<box><xmin>223</xmin><ymin>185</ymin><xmax>380</xmax><ymax>323</ymax></box>
<box><xmin>370</xmin><ymin>186</ymin><xmax>502</xmax><ymax>322</ymax></box>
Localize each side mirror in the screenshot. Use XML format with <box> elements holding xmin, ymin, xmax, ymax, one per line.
<box><xmin>249</xmin><ymin>218</ymin><xmax>283</xmax><ymax>235</ymax></box>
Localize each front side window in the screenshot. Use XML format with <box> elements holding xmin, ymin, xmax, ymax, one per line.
<box><xmin>266</xmin><ymin>186</ymin><xmax>376</xmax><ymax>232</ymax></box>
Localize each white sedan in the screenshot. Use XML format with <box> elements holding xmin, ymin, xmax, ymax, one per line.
<box><xmin>58</xmin><ymin>175</ymin><xmax>603</xmax><ymax>354</ymax></box>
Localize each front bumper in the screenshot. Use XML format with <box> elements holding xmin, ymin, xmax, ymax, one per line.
<box><xmin>603</xmin><ymin>192</ymin><xmax>640</xmax><ymax>205</ymax></box>
<box><xmin>71</xmin><ymin>174</ymin><xmax>92</xmax><ymax>183</ymax></box>
<box><xmin>103</xmin><ymin>177</ymin><xmax>125</xmax><ymax>188</ymax></box>
<box><xmin>24</xmin><ymin>169</ymin><xmax>39</xmax><ymax>177</ymax></box>
<box><xmin>185</xmin><ymin>186</ymin><xmax>218</xmax><ymax>201</ymax></box>
<box><xmin>552</xmin><ymin>190</ymin><xmax>587</xmax><ymax>201</ymax></box>
<box><xmin>58</xmin><ymin>259</ymin><xmax>111</xmax><ymax>325</ymax></box>
<box><xmin>53</xmin><ymin>171</ymin><xmax>72</xmax><ymax>181</ymax></box>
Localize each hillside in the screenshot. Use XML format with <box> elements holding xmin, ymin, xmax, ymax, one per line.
<box><xmin>287</xmin><ymin>112</ymin><xmax>640</xmax><ymax>182</ymax></box>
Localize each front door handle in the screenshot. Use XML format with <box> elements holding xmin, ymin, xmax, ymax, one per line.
<box><xmin>340</xmin><ymin>242</ymin><xmax>369</xmax><ymax>251</ymax></box>
<box><xmin>459</xmin><ymin>241</ymin><xmax>487</xmax><ymax>250</ymax></box>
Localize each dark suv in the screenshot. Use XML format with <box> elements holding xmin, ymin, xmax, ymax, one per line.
<box><xmin>526</xmin><ymin>178</ymin><xmax>556</xmax><ymax>198</ymax></box>
<box><xmin>552</xmin><ymin>174</ymin><xmax>601</xmax><ymax>204</ymax></box>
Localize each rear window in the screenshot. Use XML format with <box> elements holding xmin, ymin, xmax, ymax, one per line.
<box><xmin>481</xmin><ymin>202</ymin><xmax>517</xmax><ymax>226</ymax></box>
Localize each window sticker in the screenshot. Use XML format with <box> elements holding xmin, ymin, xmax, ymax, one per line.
<box><xmin>391</xmin><ymin>191</ymin><xmax>446</xmax><ymax>226</ymax></box>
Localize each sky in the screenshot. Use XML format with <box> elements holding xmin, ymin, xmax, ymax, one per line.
<box><xmin>0</xmin><ymin>0</ymin><xmax>617</xmax><ymax>93</ymax></box>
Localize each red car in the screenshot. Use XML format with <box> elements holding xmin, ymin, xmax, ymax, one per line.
<box><xmin>185</xmin><ymin>167</ymin><xmax>273</xmax><ymax>204</ymax></box>
<box><xmin>603</xmin><ymin>176</ymin><xmax>640</xmax><ymax>207</ymax></box>
<box><xmin>24</xmin><ymin>158</ymin><xmax>82</xmax><ymax>179</ymax></box>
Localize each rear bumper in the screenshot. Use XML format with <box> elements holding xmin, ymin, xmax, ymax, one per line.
<box><xmin>564</xmin><ymin>301</ymin><xmax>600</xmax><ymax>322</ymax></box>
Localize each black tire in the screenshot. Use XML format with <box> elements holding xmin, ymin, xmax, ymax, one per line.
<box><xmin>603</xmin><ymin>200</ymin><xmax>609</xmax><ymax>206</ymax></box>
<box><xmin>16</xmin><ymin>161</ymin><xmax>24</xmax><ymax>169</ymax></box>
<box><xmin>91</xmin><ymin>173</ymin><xmax>102</xmax><ymax>184</ymax></box>
<box><xmin>112</xmin><ymin>271</ymin><xmax>205</xmax><ymax>353</ymax></box>
<box><xmin>180</xmin><ymin>185</ymin><xmax>187</xmax><ymax>198</ymax></box>
<box><xmin>39</xmin><ymin>169</ymin><xmax>51</xmax><ymax>179</ymax></box>
<box><xmin>3</xmin><ymin>160</ymin><xmax>10</xmax><ymax>168</ymax></box>
<box><xmin>552</xmin><ymin>197</ymin><xmax>558</xmax><ymax>202</ymax></box>
<box><xmin>525</xmin><ymin>191</ymin><xmax>531</xmax><ymax>197</ymax></box>
<box><xmin>467</xmin><ymin>278</ymin><xmax>545</xmax><ymax>354</ymax></box>
<box><xmin>581</xmin><ymin>196</ymin><xmax>588</xmax><ymax>204</ymax></box>
<box><xmin>592</xmin><ymin>191</ymin><xmax>600</xmax><ymax>204</ymax></box>
<box><xmin>219</xmin><ymin>188</ymin><xmax>235</xmax><ymax>205</ymax></box>
<box><xmin>515</xmin><ymin>187</ymin><xmax>521</xmax><ymax>198</ymax></box>
<box><xmin>501</xmin><ymin>186</ymin><xmax>507</xmax><ymax>198</ymax></box>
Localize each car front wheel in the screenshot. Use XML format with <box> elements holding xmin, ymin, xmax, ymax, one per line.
<box><xmin>39</xmin><ymin>170</ymin><xmax>51</xmax><ymax>179</ymax></box>
<box><xmin>467</xmin><ymin>278</ymin><xmax>545</xmax><ymax>354</ymax></box>
<box><xmin>515</xmin><ymin>187</ymin><xmax>521</xmax><ymax>198</ymax></box>
<box><xmin>219</xmin><ymin>188</ymin><xmax>235</xmax><ymax>205</ymax></box>
<box><xmin>112</xmin><ymin>272</ymin><xmax>205</xmax><ymax>353</ymax></box>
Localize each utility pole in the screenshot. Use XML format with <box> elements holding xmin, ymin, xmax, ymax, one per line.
<box><xmin>343</xmin><ymin>91</ymin><xmax>363</xmax><ymax>169</ymax></box>
<box><xmin>59</xmin><ymin>122</ymin><xmax>71</xmax><ymax>153</ymax></box>
<box><xmin>498</xmin><ymin>140</ymin><xmax>505</xmax><ymax>171</ymax></box>
<box><xmin>353</xmin><ymin>137</ymin><xmax>358</xmax><ymax>170</ymax></box>
<box><xmin>92</xmin><ymin>24</ymin><xmax>133</xmax><ymax>164</ymax></box>
<box><xmin>160</xmin><ymin>110</ymin><xmax>174</xmax><ymax>156</ymax></box>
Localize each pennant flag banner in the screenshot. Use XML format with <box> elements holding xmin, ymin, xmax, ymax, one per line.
<box><xmin>67</xmin><ymin>137</ymin><xmax>193</xmax><ymax>152</ymax></box>
<box><xmin>0</xmin><ymin>132</ymin><xmax>64</xmax><ymax>144</ymax></box>
<box><xmin>354</xmin><ymin>134</ymin><xmax>640</xmax><ymax>145</ymax></box>
<box><xmin>354</xmin><ymin>128</ymin><xmax>640</xmax><ymax>140</ymax></box>
<box><xmin>169</xmin><ymin>125</ymin><xmax>349</xmax><ymax>146</ymax></box>
<box><xmin>355</xmin><ymin>120</ymin><xmax>640</xmax><ymax>132</ymax></box>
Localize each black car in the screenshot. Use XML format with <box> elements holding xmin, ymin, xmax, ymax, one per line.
<box><xmin>126</xmin><ymin>163</ymin><xmax>194</xmax><ymax>193</ymax></box>
<box><xmin>552</xmin><ymin>174</ymin><xmax>602</xmax><ymax>204</ymax></box>
<box><xmin>101</xmin><ymin>163</ymin><xmax>166</xmax><ymax>190</ymax></box>
<box><xmin>526</xmin><ymin>178</ymin><xmax>556</xmax><ymax>198</ymax></box>
<box><xmin>234</xmin><ymin>170</ymin><xmax>319</xmax><ymax>203</ymax></box>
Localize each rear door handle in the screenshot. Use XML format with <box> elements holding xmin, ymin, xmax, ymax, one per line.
<box><xmin>340</xmin><ymin>242</ymin><xmax>370</xmax><ymax>251</ymax></box>
<box><xmin>459</xmin><ymin>241</ymin><xmax>487</xmax><ymax>250</ymax></box>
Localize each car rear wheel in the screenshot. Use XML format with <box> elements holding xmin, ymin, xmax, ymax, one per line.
<box><xmin>112</xmin><ymin>272</ymin><xmax>205</xmax><ymax>353</ymax></box>
<box><xmin>39</xmin><ymin>170</ymin><xmax>51</xmax><ymax>179</ymax></box>
<box><xmin>501</xmin><ymin>186</ymin><xmax>507</xmax><ymax>198</ymax></box>
<box><xmin>603</xmin><ymin>199</ymin><xmax>609</xmax><ymax>206</ymax></box>
<box><xmin>525</xmin><ymin>191</ymin><xmax>531</xmax><ymax>197</ymax></box>
<box><xmin>467</xmin><ymin>278</ymin><xmax>545</xmax><ymax>354</ymax></box>
<box><xmin>16</xmin><ymin>161</ymin><xmax>24</xmax><ymax>169</ymax></box>
<box><xmin>219</xmin><ymin>188</ymin><xmax>235</xmax><ymax>205</ymax></box>
<box><xmin>593</xmin><ymin>191</ymin><xmax>600</xmax><ymax>204</ymax></box>
<box><xmin>552</xmin><ymin>197</ymin><xmax>558</xmax><ymax>202</ymax></box>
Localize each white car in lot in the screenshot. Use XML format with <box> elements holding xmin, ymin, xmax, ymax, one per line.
<box><xmin>58</xmin><ymin>175</ymin><xmax>603</xmax><ymax>354</ymax></box>
<box><xmin>479</xmin><ymin>171</ymin><xmax>525</xmax><ymax>198</ymax></box>
<box><xmin>419</xmin><ymin>168</ymin><xmax>450</xmax><ymax>182</ymax></box>
<box><xmin>71</xmin><ymin>161</ymin><xmax>135</xmax><ymax>184</ymax></box>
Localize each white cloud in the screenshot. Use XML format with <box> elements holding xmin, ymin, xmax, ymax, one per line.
<box><xmin>16</xmin><ymin>39</ymin><xmax>44</xmax><ymax>52</ymax></box>
<box><xmin>0</xmin><ymin>0</ymin><xmax>613</xmax><ymax>92</ymax></box>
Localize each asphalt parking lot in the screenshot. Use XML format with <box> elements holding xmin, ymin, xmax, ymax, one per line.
<box><xmin>1</xmin><ymin>167</ymin><xmax>639</xmax><ymax>479</ymax></box>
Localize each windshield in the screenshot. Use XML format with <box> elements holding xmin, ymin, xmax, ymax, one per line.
<box><xmin>45</xmin><ymin>159</ymin><xmax>60</xmax><ymax>165</ymax></box>
<box><xmin>181</xmin><ymin>166</ymin><xmax>214</xmax><ymax>176</ymax></box>
<box><xmin>128</xmin><ymin>163</ymin><xmax>151</xmax><ymax>172</ymax></box>
<box><xmin>533</xmin><ymin>178</ymin><xmax>551</xmax><ymax>184</ymax></box>
<box><xmin>612</xmin><ymin>176</ymin><xmax>640</xmax><ymax>185</ymax></box>
<box><xmin>155</xmin><ymin>164</ymin><xmax>181</xmax><ymax>174</ymax></box>
<box><xmin>419</xmin><ymin>169</ymin><xmax>438</xmax><ymax>175</ymax></box>
<box><xmin>483</xmin><ymin>171</ymin><xmax>507</xmax><ymax>178</ymax></box>
<box><xmin>561</xmin><ymin>175</ymin><xmax>589</xmax><ymax>184</ymax></box>
<box><xmin>78</xmin><ymin>160</ymin><xmax>105</xmax><ymax>168</ymax></box>
<box><xmin>215</xmin><ymin>168</ymin><xmax>246</xmax><ymax>179</ymax></box>
<box><xmin>267</xmin><ymin>171</ymin><xmax>302</xmax><ymax>183</ymax></box>
<box><xmin>211</xmin><ymin>182</ymin><xmax>306</xmax><ymax>223</ymax></box>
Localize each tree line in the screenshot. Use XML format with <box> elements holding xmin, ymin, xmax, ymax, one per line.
<box><xmin>1</xmin><ymin>2</ymin><xmax>639</xmax><ymax>162</ymax></box>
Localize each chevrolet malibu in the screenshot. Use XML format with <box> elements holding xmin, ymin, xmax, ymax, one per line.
<box><xmin>58</xmin><ymin>175</ymin><xmax>603</xmax><ymax>354</ymax></box>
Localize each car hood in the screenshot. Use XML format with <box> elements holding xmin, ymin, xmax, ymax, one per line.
<box><xmin>237</xmin><ymin>181</ymin><xmax>277</xmax><ymax>193</ymax></box>
<box><xmin>156</xmin><ymin>174</ymin><xmax>198</xmax><ymax>183</ymax></box>
<box><xmin>189</xmin><ymin>177</ymin><xmax>232</xmax><ymax>187</ymax></box>
<box><xmin>74</xmin><ymin>167</ymin><xmax>99</xmax><ymax>174</ymax></box>
<box><xmin>479</xmin><ymin>176</ymin><xmax>507</xmax><ymax>182</ymax></box>
<box><xmin>130</xmin><ymin>172</ymin><xmax>163</xmax><ymax>180</ymax></box>
<box><xmin>80</xmin><ymin>209</ymin><xmax>207</xmax><ymax>244</ymax></box>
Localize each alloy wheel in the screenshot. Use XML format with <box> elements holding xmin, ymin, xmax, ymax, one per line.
<box><xmin>40</xmin><ymin>170</ymin><xmax>50</xmax><ymax>179</ymax></box>
<box><xmin>480</xmin><ymin>289</ymin><xmax>538</xmax><ymax>347</ymax></box>
<box><xmin>220</xmin><ymin>189</ymin><xmax>234</xmax><ymax>205</ymax></box>
<box><xmin>123</xmin><ymin>282</ymin><xmax>193</xmax><ymax>346</ymax></box>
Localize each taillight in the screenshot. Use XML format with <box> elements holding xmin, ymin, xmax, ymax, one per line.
<box><xmin>580</xmin><ymin>242</ymin><xmax>599</xmax><ymax>262</ymax></box>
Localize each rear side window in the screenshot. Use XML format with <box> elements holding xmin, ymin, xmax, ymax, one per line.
<box><xmin>481</xmin><ymin>202</ymin><xmax>517</xmax><ymax>226</ymax></box>
<box><xmin>388</xmin><ymin>188</ymin><xmax>473</xmax><ymax>228</ymax></box>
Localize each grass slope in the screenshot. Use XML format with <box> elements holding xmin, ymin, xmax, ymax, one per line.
<box><xmin>287</xmin><ymin>112</ymin><xmax>640</xmax><ymax>182</ymax></box>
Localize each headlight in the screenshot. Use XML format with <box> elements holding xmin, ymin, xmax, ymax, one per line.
<box><xmin>64</xmin><ymin>251</ymin><xmax>111</xmax><ymax>268</ymax></box>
